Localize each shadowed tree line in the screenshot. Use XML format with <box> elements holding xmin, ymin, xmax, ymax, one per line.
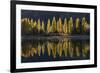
<box><xmin>21</xmin><ymin>16</ymin><xmax>90</xmax><ymax>36</ymax></box>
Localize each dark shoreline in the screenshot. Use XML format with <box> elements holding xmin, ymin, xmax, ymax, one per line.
<box><xmin>22</xmin><ymin>35</ymin><xmax>90</xmax><ymax>40</ymax></box>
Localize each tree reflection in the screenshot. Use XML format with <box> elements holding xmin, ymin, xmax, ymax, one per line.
<box><xmin>21</xmin><ymin>39</ymin><xmax>90</xmax><ymax>60</ymax></box>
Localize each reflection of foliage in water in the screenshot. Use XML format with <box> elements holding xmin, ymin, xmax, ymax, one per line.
<box><xmin>21</xmin><ymin>39</ymin><xmax>90</xmax><ymax>59</ymax></box>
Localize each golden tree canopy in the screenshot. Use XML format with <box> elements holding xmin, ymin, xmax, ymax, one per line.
<box><xmin>58</xmin><ymin>17</ymin><xmax>62</xmax><ymax>33</ymax></box>
<box><xmin>76</xmin><ymin>18</ymin><xmax>80</xmax><ymax>29</ymax></box>
<box><xmin>63</xmin><ymin>18</ymin><xmax>68</xmax><ymax>34</ymax></box>
<box><xmin>47</xmin><ymin>19</ymin><xmax>51</xmax><ymax>33</ymax></box>
<box><xmin>52</xmin><ymin>16</ymin><xmax>57</xmax><ymax>32</ymax></box>
<box><xmin>41</xmin><ymin>21</ymin><xmax>45</xmax><ymax>32</ymax></box>
<box><xmin>37</xmin><ymin>19</ymin><xmax>41</xmax><ymax>32</ymax></box>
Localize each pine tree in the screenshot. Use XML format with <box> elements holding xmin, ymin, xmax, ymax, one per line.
<box><xmin>52</xmin><ymin>17</ymin><xmax>57</xmax><ymax>33</ymax></box>
<box><xmin>47</xmin><ymin>19</ymin><xmax>51</xmax><ymax>33</ymax></box>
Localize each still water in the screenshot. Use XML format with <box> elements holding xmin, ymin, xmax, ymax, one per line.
<box><xmin>21</xmin><ymin>36</ymin><xmax>90</xmax><ymax>63</ymax></box>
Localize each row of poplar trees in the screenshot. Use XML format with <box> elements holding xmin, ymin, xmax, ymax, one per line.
<box><xmin>22</xmin><ymin>40</ymin><xmax>89</xmax><ymax>58</ymax></box>
<box><xmin>21</xmin><ymin>16</ymin><xmax>89</xmax><ymax>35</ymax></box>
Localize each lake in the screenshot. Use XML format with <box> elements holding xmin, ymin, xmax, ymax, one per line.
<box><xmin>21</xmin><ymin>36</ymin><xmax>90</xmax><ymax>63</ymax></box>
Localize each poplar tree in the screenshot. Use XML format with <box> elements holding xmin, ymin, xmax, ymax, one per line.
<box><xmin>52</xmin><ymin>17</ymin><xmax>57</xmax><ymax>32</ymax></box>
<box><xmin>33</xmin><ymin>20</ymin><xmax>37</xmax><ymax>30</ymax></box>
<box><xmin>41</xmin><ymin>21</ymin><xmax>45</xmax><ymax>32</ymax></box>
<box><xmin>63</xmin><ymin>18</ymin><xmax>68</xmax><ymax>34</ymax></box>
<box><xmin>47</xmin><ymin>19</ymin><xmax>51</xmax><ymax>33</ymax></box>
<box><xmin>57</xmin><ymin>21</ymin><xmax>59</xmax><ymax>33</ymax></box>
<box><xmin>68</xmin><ymin>17</ymin><xmax>73</xmax><ymax>34</ymax></box>
<box><xmin>30</xmin><ymin>18</ymin><xmax>34</xmax><ymax>28</ymax></box>
<box><xmin>27</xmin><ymin>18</ymin><xmax>32</xmax><ymax>32</ymax></box>
<box><xmin>82</xmin><ymin>17</ymin><xmax>87</xmax><ymax>33</ymax></box>
<box><xmin>37</xmin><ymin>19</ymin><xmax>41</xmax><ymax>33</ymax></box>
<box><xmin>75</xmin><ymin>18</ymin><xmax>80</xmax><ymax>33</ymax></box>
<box><xmin>58</xmin><ymin>18</ymin><xmax>62</xmax><ymax>33</ymax></box>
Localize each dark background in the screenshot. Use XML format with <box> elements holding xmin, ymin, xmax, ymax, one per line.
<box><xmin>21</xmin><ymin>10</ymin><xmax>90</xmax><ymax>25</ymax></box>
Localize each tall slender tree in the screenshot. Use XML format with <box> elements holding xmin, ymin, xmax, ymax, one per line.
<box><xmin>75</xmin><ymin>18</ymin><xmax>80</xmax><ymax>33</ymax></box>
<box><xmin>37</xmin><ymin>19</ymin><xmax>41</xmax><ymax>33</ymax></box>
<box><xmin>82</xmin><ymin>17</ymin><xmax>87</xmax><ymax>33</ymax></box>
<box><xmin>52</xmin><ymin>17</ymin><xmax>57</xmax><ymax>33</ymax></box>
<box><xmin>68</xmin><ymin>17</ymin><xmax>73</xmax><ymax>34</ymax></box>
<box><xmin>57</xmin><ymin>20</ymin><xmax>59</xmax><ymax>33</ymax></box>
<box><xmin>47</xmin><ymin>19</ymin><xmax>51</xmax><ymax>33</ymax></box>
<box><xmin>41</xmin><ymin>21</ymin><xmax>45</xmax><ymax>32</ymax></box>
<box><xmin>33</xmin><ymin>20</ymin><xmax>37</xmax><ymax>29</ymax></box>
<box><xmin>63</xmin><ymin>18</ymin><xmax>68</xmax><ymax>34</ymax></box>
<box><xmin>30</xmin><ymin>18</ymin><xmax>34</xmax><ymax>28</ymax></box>
<box><xmin>58</xmin><ymin>17</ymin><xmax>62</xmax><ymax>33</ymax></box>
